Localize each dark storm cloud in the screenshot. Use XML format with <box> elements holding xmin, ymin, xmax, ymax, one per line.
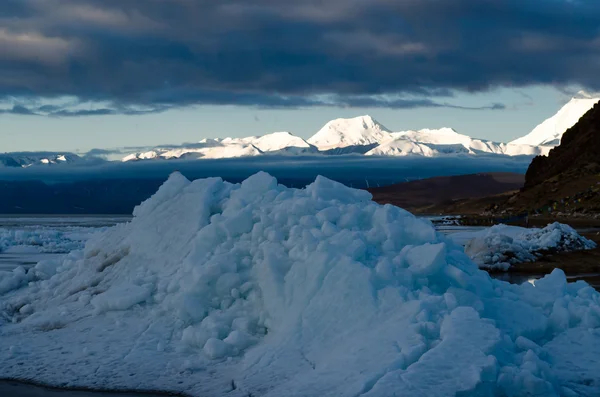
<box><xmin>1</xmin><ymin>0</ymin><xmax>599</xmax><ymax>114</ymax></box>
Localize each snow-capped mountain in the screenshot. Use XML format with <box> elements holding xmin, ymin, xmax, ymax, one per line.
<box><xmin>307</xmin><ymin>115</ymin><xmax>392</xmax><ymax>150</ymax></box>
<box><xmin>365</xmin><ymin>128</ymin><xmax>551</xmax><ymax>157</ymax></box>
<box><xmin>122</xmin><ymin>141</ymin><xmax>262</xmax><ymax>162</ymax></box>
<box><xmin>221</xmin><ymin>131</ymin><xmax>317</xmax><ymax>154</ymax></box>
<box><xmin>0</xmin><ymin>152</ymin><xmax>85</xmax><ymax>167</ymax></box>
<box><xmin>122</xmin><ymin>132</ymin><xmax>318</xmax><ymax>162</ymax></box>
<box><xmin>510</xmin><ymin>91</ymin><xmax>600</xmax><ymax>146</ymax></box>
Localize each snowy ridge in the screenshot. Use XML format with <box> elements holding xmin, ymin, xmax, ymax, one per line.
<box><xmin>510</xmin><ymin>91</ymin><xmax>600</xmax><ymax>146</ymax></box>
<box><xmin>122</xmin><ymin>132</ymin><xmax>317</xmax><ymax>161</ymax></box>
<box><xmin>122</xmin><ymin>141</ymin><xmax>263</xmax><ymax>161</ymax></box>
<box><xmin>222</xmin><ymin>131</ymin><xmax>317</xmax><ymax>155</ymax></box>
<box><xmin>366</xmin><ymin>127</ymin><xmax>550</xmax><ymax>157</ymax></box>
<box><xmin>1</xmin><ymin>172</ymin><xmax>600</xmax><ymax>396</ymax></box>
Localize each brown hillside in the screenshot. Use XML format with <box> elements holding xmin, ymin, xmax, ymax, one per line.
<box><xmin>368</xmin><ymin>173</ymin><xmax>524</xmax><ymax>213</ymax></box>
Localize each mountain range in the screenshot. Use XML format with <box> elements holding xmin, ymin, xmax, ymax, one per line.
<box><xmin>2</xmin><ymin>92</ymin><xmax>598</xmax><ymax>167</ymax></box>
<box><xmin>119</xmin><ymin>115</ymin><xmax>554</xmax><ymax>162</ymax></box>
<box><xmin>0</xmin><ymin>152</ymin><xmax>84</xmax><ymax>168</ymax></box>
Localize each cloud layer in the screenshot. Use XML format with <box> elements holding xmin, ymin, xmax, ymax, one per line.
<box><xmin>1</xmin><ymin>0</ymin><xmax>599</xmax><ymax>114</ymax></box>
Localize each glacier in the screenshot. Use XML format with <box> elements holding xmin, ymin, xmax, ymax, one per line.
<box><xmin>1</xmin><ymin>172</ymin><xmax>600</xmax><ymax>396</ymax></box>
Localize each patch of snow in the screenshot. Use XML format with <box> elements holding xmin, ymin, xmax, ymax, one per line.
<box><xmin>0</xmin><ymin>174</ymin><xmax>599</xmax><ymax>396</ymax></box>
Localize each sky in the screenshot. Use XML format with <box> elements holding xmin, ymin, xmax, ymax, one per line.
<box><xmin>1</xmin><ymin>0</ymin><xmax>600</xmax><ymax>153</ymax></box>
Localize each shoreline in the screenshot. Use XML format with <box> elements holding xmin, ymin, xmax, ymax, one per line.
<box><xmin>0</xmin><ymin>378</ymin><xmax>187</xmax><ymax>397</ymax></box>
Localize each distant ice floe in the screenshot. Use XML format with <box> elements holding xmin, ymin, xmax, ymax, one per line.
<box><xmin>0</xmin><ymin>226</ymin><xmax>105</xmax><ymax>294</ymax></box>
<box><xmin>0</xmin><ymin>226</ymin><xmax>101</xmax><ymax>254</ymax></box>
<box><xmin>448</xmin><ymin>223</ymin><xmax>596</xmax><ymax>270</ymax></box>
<box><xmin>1</xmin><ymin>173</ymin><xmax>600</xmax><ymax>396</ymax></box>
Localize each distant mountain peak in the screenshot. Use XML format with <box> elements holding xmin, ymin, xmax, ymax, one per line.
<box><xmin>510</xmin><ymin>93</ymin><xmax>600</xmax><ymax>147</ymax></box>
<box><xmin>354</xmin><ymin>114</ymin><xmax>388</xmax><ymax>129</ymax></box>
<box><xmin>307</xmin><ymin>115</ymin><xmax>392</xmax><ymax>149</ymax></box>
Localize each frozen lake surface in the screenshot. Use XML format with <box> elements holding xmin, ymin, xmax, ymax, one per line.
<box><xmin>0</xmin><ymin>215</ymin><xmax>131</xmax><ymax>271</ymax></box>
<box><xmin>0</xmin><ymin>216</ymin><xmax>144</xmax><ymax>396</ymax></box>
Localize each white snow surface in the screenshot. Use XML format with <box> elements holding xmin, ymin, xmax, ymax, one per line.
<box><xmin>448</xmin><ymin>223</ymin><xmax>597</xmax><ymax>270</ymax></box>
<box><xmin>1</xmin><ymin>173</ymin><xmax>600</xmax><ymax>396</ymax></box>
<box><xmin>511</xmin><ymin>91</ymin><xmax>600</xmax><ymax>146</ymax></box>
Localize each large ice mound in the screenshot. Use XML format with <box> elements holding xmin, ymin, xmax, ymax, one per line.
<box><xmin>459</xmin><ymin>223</ymin><xmax>597</xmax><ymax>270</ymax></box>
<box><xmin>1</xmin><ymin>172</ymin><xmax>600</xmax><ymax>396</ymax></box>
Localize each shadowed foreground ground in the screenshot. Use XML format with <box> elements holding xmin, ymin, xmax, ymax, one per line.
<box><xmin>0</xmin><ymin>380</ymin><xmax>185</xmax><ymax>397</ymax></box>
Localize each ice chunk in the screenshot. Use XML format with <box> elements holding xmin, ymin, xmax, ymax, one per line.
<box><xmin>91</xmin><ymin>283</ymin><xmax>153</xmax><ymax>313</ymax></box>
<box><xmin>0</xmin><ymin>267</ymin><xmax>30</xmax><ymax>294</ymax></box>
<box><xmin>203</xmin><ymin>338</ymin><xmax>230</xmax><ymax>360</ymax></box>
<box><xmin>406</xmin><ymin>243</ymin><xmax>446</xmax><ymax>276</ymax></box>
<box><xmin>224</xmin><ymin>330</ymin><xmax>256</xmax><ymax>352</ymax></box>
<box><xmin>306</xmin><ymin>175</ymin><xmax>372</xmax><ymax>203</ymax></box>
